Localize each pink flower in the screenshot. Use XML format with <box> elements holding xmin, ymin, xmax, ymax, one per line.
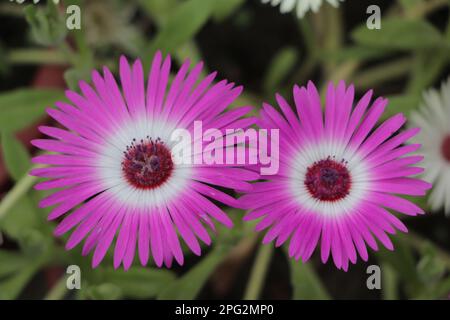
<box><xmin>30</xmin><ymin>52</ymin><xmax>257</xmax><ymax>270</ymax></box>
<box><xmin>241</xmin><ymin>81</ymin><xmax>431</xmax><ymax>271</ymax></box>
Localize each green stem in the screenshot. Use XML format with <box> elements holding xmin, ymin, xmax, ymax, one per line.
<box><xmin>322</xmin><ymin>4</ymin><xmax>343</xmax><ymax>78</ymax></box>
<box><xmin>381</xmin><ymin>263</ymin><xmax>398</xmax><ymax>300</ymax></box>
<box><xmin>44</xmin><ymin>275</ymin><xmax>68</xmax><ymax>300</ymax></box>
<box><xmin>351</xmin><ymin>58</ymin><xmax>412</xmax><ymax>90</ymax></box>
<box><xmin>298</xmin><ymin>16</ymin><xmax>316</xmax><ymax>56</ymax></box>
<box><xmin>319</xmin><ymin>61</ymin><xmax>359</xmax><ymax>97</ymax></box>
<box><xmin>8</xmin><ymin>49</ymin><xmax>68</xmax><ymax>65</ymax></box>
<box><xmin>243</xmin><ymin>244</ymin><xmax>273</xmax><ymax>300</ymax></box>
<box><xmin>59</xmin><ymin>41</ymin><xmax>79</xmax><ymax>68</ymax></box>
<box><xmin>293</xmin><ymin>56</ymin><xmax>318</xmax><ymax>86</ymax></box>
<box><xmin>0</xmin><ymin>173</ymin><xmax>38</xmax><ymax>221</ymax></box>
<box><xmin>290</xmin><ymin>14</ymin><xmax>318</xmax><ymax>85</ymax></box>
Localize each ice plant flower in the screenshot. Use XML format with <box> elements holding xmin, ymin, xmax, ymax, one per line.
<box><xmin>410</xmin><ymin>77</ymin><xmax>450</xmax><ymax>216</ymax></box>
<box><xmin>241</xmin><ymin>81</ymin><xmax>431</xmax><ymax>271</ymax></box>
<box><xmin>261</xmin><ymin>0</ymin><xmax>344</xmax><ymax>18</ymax></box>
<box><xmin>30</xmin><ymin>52</ymin><xmax>257</xmax><ymax>269</ymax></box>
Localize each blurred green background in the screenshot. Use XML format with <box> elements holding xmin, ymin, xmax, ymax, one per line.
<box><xmin>0</xmin><ymin>0</ymin><xmax>449</xmax><ymax>300</ymax></box>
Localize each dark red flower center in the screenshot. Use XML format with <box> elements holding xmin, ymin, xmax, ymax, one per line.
<box><xmin>304</xmin><ymin>158</ymin><xmax>351</xmax><ymax>202</ymax></box>
<box><xmin>441</xmin><ymin>135</ymin><xmax>450</xmax><ymax>162</ymax></box>
<box><xmin>122</xmin><ymin>138</ymin><xmax>174</xmax><ymax>190</ymax></box>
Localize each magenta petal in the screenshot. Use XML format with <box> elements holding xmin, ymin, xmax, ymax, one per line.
<box><xmin>242</xmin><ymin>81</ymin><xmax>428</xmax><ymax>271</ymax></box>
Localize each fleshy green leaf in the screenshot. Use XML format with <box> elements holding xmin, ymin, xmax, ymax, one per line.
<box><xmin>382</xmin><ymin>94</ymin><xmax>421</xmax><ymax>120</ymax></box>
<box><xmin>148</xmin><ymin>0</ymin><xmax>214</xmax><ymax>57</ymax></box>
<box><xmin>24</xmin><ymin>2</ymin><xmax>67</xmax><ymax>46</ymax></box>
<box><xmin>1</xmin><ymin>132</ymin><xmax>30</xmax><ymax>181</ymax></box>
<box><xmin>213</xmin><ymin>0</ymin><xmax>245</xmax><ymax>22</ymax></box>
<box><xmin>352</xmin><ymin>19</ymin><xmax>444</xmax><ymax>50</ymax></box>
<box><xmin>321</xmin><ymin>46</ymin><xmax>390</xmax><ymax>63</ymax></box>
<box><xmin>263</xmin><ymin>47</ymin><xmax>298</xmax><ymax>93</ymax></box>
<box><xmin>83</xmin><ymin>283</ymin><xmax>123</xmax><ymax>300</ymax></box>
<box><xmin>0</xmin><ymin>257</ymin><xmax>42</xmax><ymax>300</ymax></box>
<box><xmin>288</xmin><ymin>256</ymin><xmax>330</xmax><ymax>300</ymax></box>
<box><xmin>158</xmin><ymin>247</ymin><xmax>229</xmax><ymax>300</ymax></box>
<box><xmin>417</xmin><ymin>243</ymin><xmax>446</xmax><ymax>285</ymax></box>
<box><xmin>407</xmin><ymin>48</ymin><xmax>449</xmax><ymax>93</ymax></box>
<box><xmin>425</xmin><ymin>276</ymin><xmax>450</xmax><ymax>299</ymax></box>
<box><xmin>381</xmin><ymin>263</ymin><xmax>398</xmax><ymax>300</ymax></box>
<box><xmin>0</xmin><ymin>195</ymin><xmax>39</xmax><ymax>241</ymax></box>
<box><xmin>138</xmin><ymin>0</ymin><xmax>179</xmax><ymax>25</ymax></box>
<box><xmin>399</xmin><ymin>0</ymin><xmax>423</xmax><ymax>10</ymax></box>
<box><xmin>64</xmin><ymin>68</ymin><xmax>91</xmax><ymax>91</ymax></box>
<box><xmin>0</xmin><ymin>88</ymin><xmax>64</xmax><ymax>132</ymax></box>
<box><xmin>0</xmin><ymin>250</ymin><xmax>30</xmax><ymax>278</ymax></box>
<box><xmin>100</xmin><ymin>267</ymin><xmax>176</xmax><ymax>299</ymax></box>
<box><xmin>375</xmin><ymin>236</ymin><xmax>422</xmax><ymax>296</ymax></box>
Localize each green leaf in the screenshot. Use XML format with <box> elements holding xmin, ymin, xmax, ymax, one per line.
<box><xmin>375</xmin><ymin>236</ymin><xmax>422</xmax><ymax>296</ymax></box>
<box><xmin>403</xmin><ymin>195</ymin><xmax>429</xmax><ymax>212</ymax></box>
<box><xmin>83</xmin><ymin>283</ymin><xmax>123</xmax><ymax>300</ymax></box>
<box><xmin>407</xmin><ymin>48</ymin><xmax>450</xmax><ymax>93</ymax></box>
<box><xmin>1</xmin><ymin>132</ymin><xmax>30</xmax><ymax>181</ymax></box>
<box><xmin>0</xmin><ymin>250</ymin><xmax>30</xmax><ymax>278</ymax></box>
<box><xmin>0</xmin><ymin>195</ymin><xmax>40</xmax><ymax>242</ymax></box>
<box><xmin>158</xmin><ymin>247</ymin><xmax>229</xmax><ymax>300</ymax></box>
<box><xmin>100</xmin><ymin>267</ymin><xmax>176</xmax><ymax>299</ymax></box>
<box><xmin>64</xmin><ymin>68</ymin><xmax>90</xmax><ymax>91</ymax></box>
<box><xmin>399</xmin><ymin>0</ymin><xmax>423</xmax><ymax>10</ymax></box>
<box><xmin>381</xmin><ymin>263</ymin><xmax>398</xmax><ymax>300</ymax></box>
<box><xmin>148</xmin><ymin>0</ymin><xmax>214</xmax><ymax>57</ymax></box>
<box><xmin>417</xmin><ymin>243</ymin><xmax>446</xmax><ymax>285</ymax></box>
<box><xmin>288</xmin><ymin>256</ymin><xmax>330</xmax><ymax>300</ymax></box>
<box><xmin>382</xmin><ymin>94</ymin><xmax>421</xmax><ymax>120</ymax></box>
<box><xmin>321</xmin><ymin>46</ymin><xmax>390</xmax><ymax>63</ymax></box>
<box><xmin>213</xmin><ymin>0</ymin><xmax>245</xmax><ymax>22</ymax></box>
<box><xmin>427</xmin><ymin>276</ymin><xmax>450</xmax><ymax>299</ymax></box>
<box><xmin>352</xmin><ymin>19</ymin><xmax>444</xmax><ymax>50</ymax></box>
<box><xmin>138</xmin><ymin>0</ymin><xmax>179</xmax><ymax>25</ymax></box>
<box><xmin>413</xmin><ymin>274</ymin><xmax>450</xmax><ymax>299</ymax></box>
<box><xmin>263</xmin><ymin>47</ymin><xmax>298</xmax><ymax>93</ymax></box>
<box><xmin>17</xmin><ymin>228</ymin><xmax>52</xmax><ymax>258</ymax></box>
<box><xmin>0</xmin><ymin>258</ymin><xmax>42</xmax><ymax>299</ymax></box>
<box><xmin>0</xmin><ymin>88</ymin><xmax>64</xmax><ymax>132</ymax></box>
<box><xmin>24</xmin><ymin>2</ymin><xmax>67</xmax><ymax>46</ymax></box>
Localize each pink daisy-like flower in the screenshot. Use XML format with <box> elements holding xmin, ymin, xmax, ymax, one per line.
<box><xmin>241</xmin><ymin>81</ymin><xmax>431</xmax><ymax>271</ymax></box>
<box><xmin>30</xmin><ymin>52</ymin><xmax>257</xmax><ymax>270</ymax></box>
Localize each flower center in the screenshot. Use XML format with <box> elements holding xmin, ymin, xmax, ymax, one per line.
<box><xmin>441</xmin><ymin>135</ymin><xmax>450</xmax><ymax>162</ymax></box>
<box><xmin>122</xmin><ymin>138</ymin><xmax>174</xmax><ymax>190</ymax></box>
<box><xmin>304</xmin><ymin>158</ymin><xmax>351</xmax><ymax>202</ymax></box>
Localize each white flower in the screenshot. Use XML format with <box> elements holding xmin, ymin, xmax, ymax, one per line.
<box><xmin>9</xmin><ymin>0</ymin><xmax>60</xmax><ymax>4</ymax></box>
<box><xmin>83</xmin><ymin>0</ymin><xmax>142</xmax><ymax>54</ymax></box>
<box><xmin>261</xmin><ymin>0</ymin><xmax>344</xmax><ymax>18</ymax></box>
<box><xmin>410</xmin><ymin>77</ymin><xmax>450</xmax><ymax>216</ymax></box>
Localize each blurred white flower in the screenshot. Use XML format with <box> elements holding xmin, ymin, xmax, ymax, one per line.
<box><xmin>261</xmin><ymin>0</ymin><xmax>344</xmax><ymax>18</ymax></box>
<box><xmin>410</xmin><ymin>78</ymin><xmax>450</xmax><ymax>216</ymax></box>
<box><xmin>83</xmin><ymin>0</ymin><xmax>142</xmax><ymax>55</ymax></box>
<box><xmin>9</xmin><ymin>0</ymin><xmax>60</xmax><ymax>4</ymax></box>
